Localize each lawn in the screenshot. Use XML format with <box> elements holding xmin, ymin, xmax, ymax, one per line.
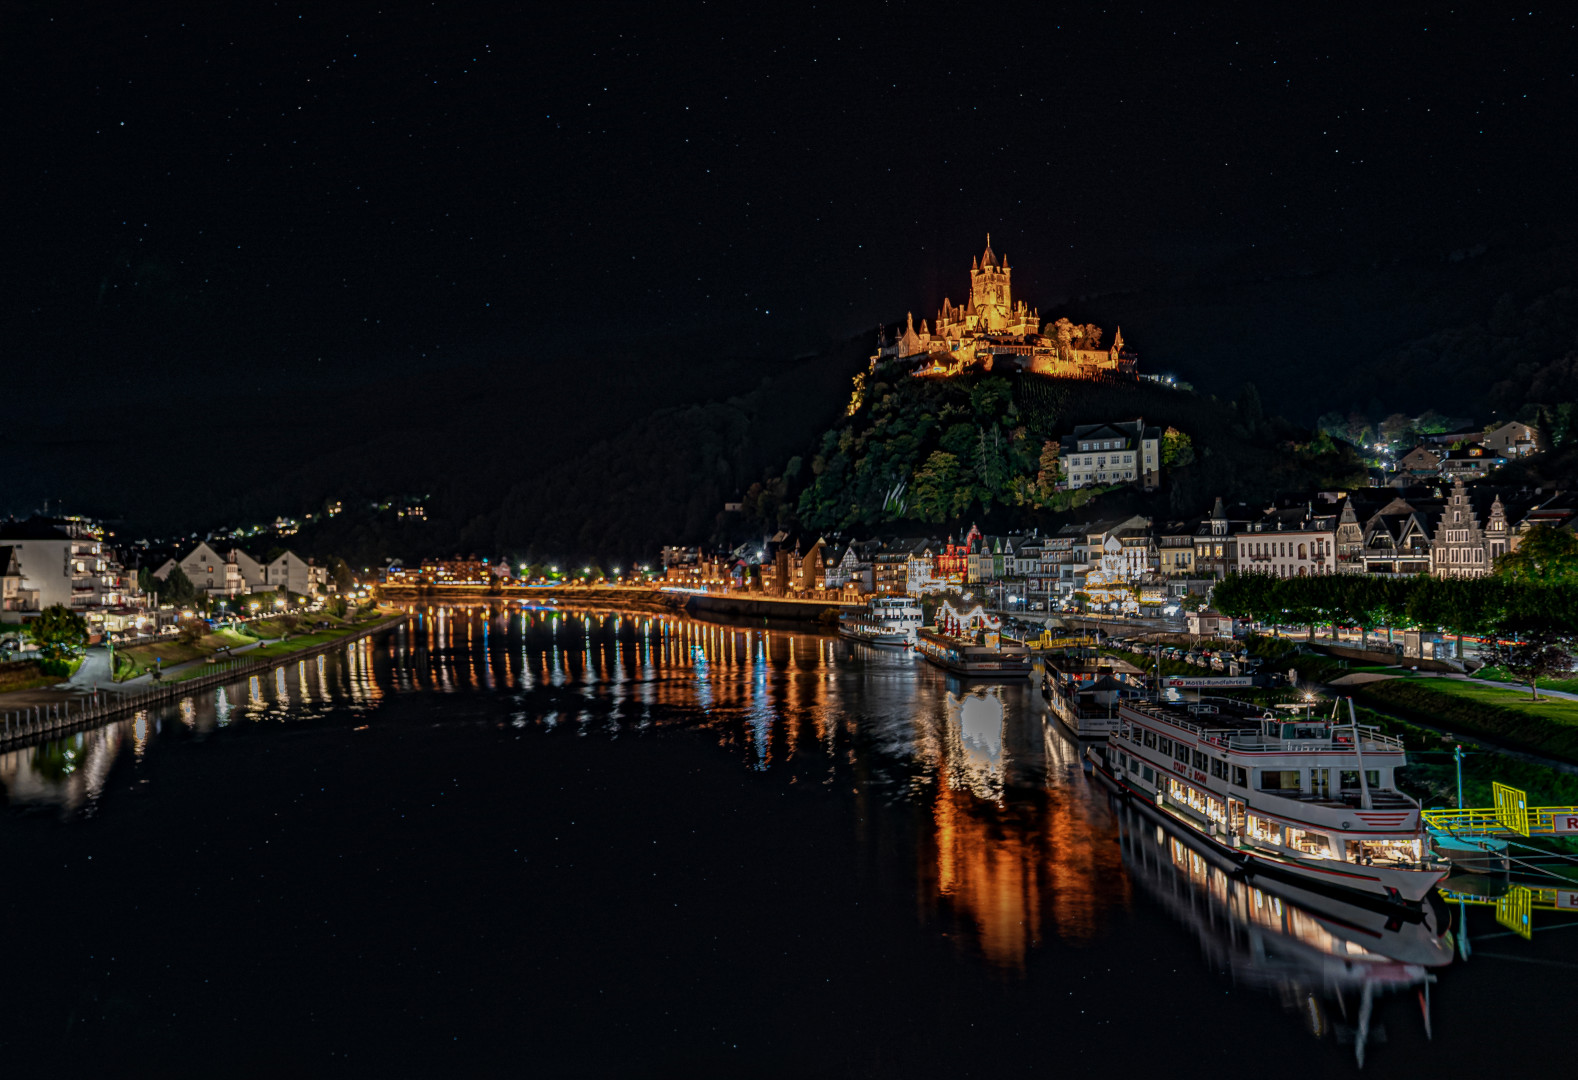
<box><xmin>1472</xmin><ymin>665</ymin><xmax>1578</xmax><ymax>696</ymax></box>
<box><xmin>114</xmin><ymin>628</ymin><xmax>258</xmax><ymax>681</ymax></box>
<box><xmin>1351</xmin><ymin>676</ymin><xmax>1578</xmax><ymax>765</ymax></box>
<box><xmin>137</xmin><ymin>613</ymin><xmax>401</xmax><ymax>683</ymax></box>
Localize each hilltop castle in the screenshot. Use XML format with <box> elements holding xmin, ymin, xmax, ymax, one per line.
<box><xmin>874</xmin><ymin>235</ymin><xmax>1134</xmax><ymax>380</ymax></box>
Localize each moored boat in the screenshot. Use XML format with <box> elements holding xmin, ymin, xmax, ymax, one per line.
<box><xmin>1088</xmin><ymin>696</ymin><xmax>1448</xmax><ymax>905</ymax></box>
<box><xmin>837</xmin><ymin>595</ymin><xmax>925</xmax><ymax>646</ymax></box>
<box><xmin>1041</xmin><ymin>654</ymin><xmax>1145</xmax><ymax>739</ymax></box>
<box><xmin>915</xmin><ymin>627</ymin><xmax>1032</xmax><ymax>677</ymax></box>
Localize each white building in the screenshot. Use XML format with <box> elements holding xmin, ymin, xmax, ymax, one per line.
<box><xmin>0</xmin><ymin>518</ymin><xmax>144</xmax><ymax>626</ymax></box>
<box><xmin>1234</xmin><ymin>511</ymin><xmax>1338</xmax><ymax>578</ymax></box>
<box><xmin>263</xmin><ymin>550</ymin><xmax>327</xmax><ymax>597</ymax></box>
<box><xmin>1482</xmin><ymin>420</ymin><xmax>1538</xmax><ymax>458</ymax></box>
<box><xmin>1059</xmin><ymin>419</ymin><xmax>1162</xmax><ymax>490</ymax></box>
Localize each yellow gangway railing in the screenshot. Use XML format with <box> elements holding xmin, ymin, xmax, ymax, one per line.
<box><xmin>1423</xmin><ymin>782</ymin><xmax>1578</xmax><ymax>838</ymax></box>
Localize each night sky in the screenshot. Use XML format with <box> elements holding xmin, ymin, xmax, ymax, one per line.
<box><xmin>6</xmin><ymin>4</ymin><xmax>1578</xmax><ymax>526</ymax></box>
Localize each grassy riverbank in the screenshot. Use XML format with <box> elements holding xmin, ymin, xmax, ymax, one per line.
<box><xmin>1350</xmin><ymin>676</ymin><xmax>1578</xmax><ymax>766</ymax></box>
<box><xmin>115</xmin><ymin>607</ymin><xmax>397</xmax><ymax>682</ymax></box>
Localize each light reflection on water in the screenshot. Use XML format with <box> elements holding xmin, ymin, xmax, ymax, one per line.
<box><xmin>0</xmin><ymin>602</ymin><xmax>1462</xmax><ymax>1058</ymax></box>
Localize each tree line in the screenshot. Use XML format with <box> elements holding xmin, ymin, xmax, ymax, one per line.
<box><xmin>1213</xmin><ymin>572</ymin><xmax>1578</xmax><ymax>638</ymax></box>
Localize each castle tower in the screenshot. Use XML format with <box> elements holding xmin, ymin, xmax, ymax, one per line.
<box><xmin>969</xmin><ymin>233</ymin><xmax>1012</xmax><ymax>333</ymax></box>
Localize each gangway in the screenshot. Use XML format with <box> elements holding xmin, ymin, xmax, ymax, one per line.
<box><xmin>1421</xmin><ymin>783</ymin><xmax>1578</xmax><ymax>838</ymax></box>
<box><xmin>1425</xmin><ymin>782</ymin><xmax>1578</xmax><ymax>940</ymax></box>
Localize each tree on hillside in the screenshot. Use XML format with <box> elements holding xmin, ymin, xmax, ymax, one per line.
<box><xmin>1161</xmin><ymin>427</ymin><xmax>1195</xmax><ymax>468</ymax></box>
<box><xmin>328</xmin><ymin>557</ymin><xmax>355</xmax><ymax>594</ymax></box>
<box><xmin>1485</xmin><ymin>627</ymin><xmax>1577</xmax><ymax>700</ymax></box>
<box><xmin>1034</xmin><ymin>439</ymin><xmax>1061</xmax><ymax>501</ymax></box>
<box><xmin>1497</xmin><ymin>525</ymin><xmax>1578</xmax><ymax>585</ymax></box>
<box><xmin>31</xmin><ymin>604</ymin><xmax>88</xmax><ymax>658</ymax></box>
<box><xmin>177</xmin><ymin>617</ymin><xmax>206</xmax><ymax>645</ymax></box>
<box><xmin>911</xmin><ymin>451</ymin><xmax>965</xmax><ymax>524</ymax></box>
<box><xmin>161</xmin><ymin>566</ymin><xmax>201</xmax><ymax>607</ymax></box>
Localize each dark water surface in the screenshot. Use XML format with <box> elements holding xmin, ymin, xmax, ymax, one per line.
<box><xmin>1</xmin><ymin>605</ymin><xmax>1569</xmax><ymax>1076</ymax></box>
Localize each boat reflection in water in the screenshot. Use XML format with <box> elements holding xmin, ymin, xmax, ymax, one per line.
<box><xmin>920</xmin><ymin>682</ymin><xmax>1130</xmax><ymax>970</ymax></box>
<box><xmin>942</xmin><ymin>688</ymin><xmax>1007</xmax><ymax>802</ymax></box>
<box><xmin>1116</xmin><ymin>801</ymin><xmax>1452</xmax><ymax>1067</ymax></box>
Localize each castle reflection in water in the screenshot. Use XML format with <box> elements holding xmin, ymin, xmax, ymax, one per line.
<box><xmin>0</xmin><ymin>603</ymin><xmax>1450</xmax><ymax>1048</ymax></box>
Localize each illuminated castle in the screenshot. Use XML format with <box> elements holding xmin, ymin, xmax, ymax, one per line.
<box><xmin>875</xmin><ymin>235</ymin><xmax>1133</xmax><ymax>380</ymax></box>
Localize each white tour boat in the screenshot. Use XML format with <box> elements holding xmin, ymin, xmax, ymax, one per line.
<box><xmin>1088</xmin><ymin>697</ymin><xmax>1449</xmax><ymax>905</ymax></box>
<box><xmin>837</xmin><ymin>595</ymin><xmax>925</xmax><ymax>646</ymax></box>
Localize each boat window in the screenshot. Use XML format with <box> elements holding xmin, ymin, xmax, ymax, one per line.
<box><xmin>1231</xmin><ymin>766</ymin><xmax>1247</xmax><ymax>788</ymax></box>
<box><xmin>1280</xmin><ymin>723</ymin><xmax>1298</xmax><ymax>739</ymax></box>
<box><xmin>1210</xmin><ymin>758</ymin><xmax>1226</xmax><ymax>780</ymax></box>
<box><xmin>1191</xmin><ymin>749</ymin><xmax>1207</xmax><ymax>770</ymax></box>
<box><xmin>1258</xmin><ymin>769</ymin><xmax>1301</xmax><ymax>791</ymax></box>
<box><xmin>1142</xmin><ymin>765</ymin><xmax>1154</xmax><ymax>783</ymax></box>
<box><xmin>1246</xmin><ymin>814</ymin><xmax>1282</xmax><ymax>845</ymax></box>
<box><xmin>1285</xmin><ymin>828</ymin><xmax>1332</xmax><ymax>858</ymax></box>
<box><xmin>1143</xmin><ymin>730</ymin><xmax>1156</xmax><ymax>749</ymax></box>
<box><xmin>1174</xmin><ymin>742</ymin><xmax>1190</xmax><ymax>763</ymax></box>
<box><xmin>1158</xmin><ymin>737</ymin><xmax>1172</xmax><ymax>756</ymax></box>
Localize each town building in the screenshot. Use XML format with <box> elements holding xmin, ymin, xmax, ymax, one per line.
<box><xmin>1332</xmin><ymin>497</ymin><xmax>1367</xmax><ymax>573</ymax></box>
<box><xmin>263</xmin><ymin>551</ymin><xmax>328</xmax><ymax>597</ymax></box>
<box><xmin>1396</xmin><ymin>446</ymin><xmax>1442</xmax><ymax>480</ymax></box>
<box><xmin>0</xmin><ymin>546</ymin><xmax>32</xmax><ymax>616</ymax></box>
<box><xmin>1158</xmin><ymin>523</ymin><xmax>1197</xmax><ymax>577</ymax></box>
<box><xmin>1234</xmin><ymin>508</ymin><xmax>1339</xmax><ymax>577</ymax></box>
<box><xmin>155</xmin><ymin>542</ymin><xmax>253</xmax><ymax>596</ymax></box>
<box><xmin>0</xmin><ymin>517</ymin><xmax>146</xmax><ymax>628</ymax></box>
<box><xmin>1193</xmin><ymin>498</ymin><xmax>1250</xmax><ymax>580</ymax></box>
<box><xmin>1430</xmin><ymin>480</ymin><xmax>1509</xmax><ymax>579</ymax></box>
<box><xmin>1482</xmin><ymin>420</ymin><xmax>1538</xmax><ymax>458</ymax></box>
<box><xmin>1438</xmin><ymin>445</ymin><xmax>1503</xmax><ymax>481</ymax></box>
<box><xmin>1060</xmin><ymin>420</ymin><xmax>1162</xmax><ymax>491</ymax></box>
<box><xmin>1359</xmin><ymin>499</ymin><xmax>1436</xmax><ymax>577</ymax></box>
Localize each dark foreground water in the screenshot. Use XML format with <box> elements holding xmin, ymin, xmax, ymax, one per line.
<box><xmin>1</xmin><ymin>605</ymin><xmax>1571</xmax><ymax>1076</ymax></box>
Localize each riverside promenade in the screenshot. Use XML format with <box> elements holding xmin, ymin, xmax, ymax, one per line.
<box><xmin>0</xmin><ymin>613</ymin><xmax>409</xmax><ymax>752</ymax></box>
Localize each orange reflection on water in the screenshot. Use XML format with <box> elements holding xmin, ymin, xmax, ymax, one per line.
<box><xmin>920</xmin><ymin>687</ymin><xmax>1130</xmax><ymax>970</ymax></box>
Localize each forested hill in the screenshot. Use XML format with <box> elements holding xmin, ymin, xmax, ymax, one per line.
<box><xmin>739</xmin><ymin>361</ymin><xmax>1367</xmax><ymax>542</ymax></box>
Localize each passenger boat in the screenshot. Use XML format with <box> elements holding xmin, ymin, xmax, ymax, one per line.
<box><xmin>1087</xmin><ymin>697</ymin><xmax>1448</xmax><ymax>905</ymax></box>
<box><xmin>915</xmin><ymin>628</ymin><xmax>1032</xmax><ymax>677</ymax></box>
<box><xmin>1041</xmin><ymin>655</ymin><xmax>1144</xmax><ymax>739</ymax></box>
<box><xmin>837</xmin><ymin>596</ymin><xmax>925</xmax><ymax>646</ymax></box>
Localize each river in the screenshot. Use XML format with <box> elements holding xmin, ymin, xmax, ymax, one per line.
<box><xmin>0</xmin><ymin>603</ymin><xmax>1569</xmax><ymax>1075</ymax></box>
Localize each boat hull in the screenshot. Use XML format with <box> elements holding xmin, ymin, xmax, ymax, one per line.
<box><xmin>1088</xmin><ymin>746</ymin><xmax>1446</xmax><ymax>906</ymax></box>
<box><xmin>837</xmin><ymin>625</ymin><xmax>913</xmax><ymax>647</ymax></box>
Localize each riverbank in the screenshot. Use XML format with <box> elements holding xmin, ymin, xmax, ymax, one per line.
<box><xmin>0</xmin><ymin>612</ymin><xmax>408</xmax><ymax>751</ymax></box>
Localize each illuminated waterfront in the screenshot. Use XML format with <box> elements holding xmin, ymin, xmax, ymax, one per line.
<box><xmin>0</xmin><ymin>604</ymin><xmax>1569</xmax><ymax>1074</ymax></box>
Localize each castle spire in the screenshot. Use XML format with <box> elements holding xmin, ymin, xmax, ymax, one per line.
<box><xmin>981</xmin><ymin>233</ymin><xmax>997</xmax><ymax>268</ymax></box>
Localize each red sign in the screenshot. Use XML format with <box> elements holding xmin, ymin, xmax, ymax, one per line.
<box><xmin>1551</xmin><ymin>812</ymin><xmax>1578</xmax><ymax>835</ymax></box>
<box><xmin>1558</xmin><ymin>890</ymin><xmax>1578</xmax><ymax>910</ymax></box>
